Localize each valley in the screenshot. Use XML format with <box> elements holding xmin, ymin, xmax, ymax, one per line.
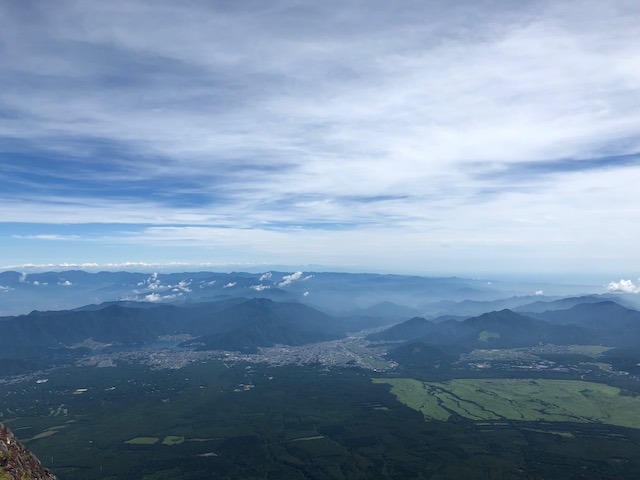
<box><xmin>3</xmin><ymin>271</ymin><xmax>640</xmax><ymax>478</ymax></box>
<box><xmin>3</xmin><ymin>353</ymin><xmax>640</xmax><ymax>479</ymax></box>
<box><xmin>3</xmin><ymin>328</ymin><xmax>640</xmax><ymax>478</ymax></box>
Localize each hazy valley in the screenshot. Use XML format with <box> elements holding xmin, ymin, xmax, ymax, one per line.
<box><xmin>2</xmin><ymin>270</ymin><xmax>640</xmax><ymax>479</ymax></box>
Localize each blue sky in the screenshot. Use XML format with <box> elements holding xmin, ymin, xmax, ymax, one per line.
<box><xmin>1</xmin><ymin>0</ymin><xmax>640</xmax><ymax>279</ymax></box>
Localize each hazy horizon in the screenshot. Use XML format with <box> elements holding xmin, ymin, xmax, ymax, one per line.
<box><xmin>1</xmin><ymin>262</ymin><xmax>636</xmax><ymax>292</ymax></box>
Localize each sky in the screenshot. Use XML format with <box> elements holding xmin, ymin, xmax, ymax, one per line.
<box><xmin>1</xmin><ymin>0</ymin><xmax>640</xmax><ymax>281</ymax></box>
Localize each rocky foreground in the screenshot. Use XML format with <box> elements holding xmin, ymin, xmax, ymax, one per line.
<box><xmin>0</xmin><ymin>424</ymin><xmax>57</xmax><ymax>480</ymax></box>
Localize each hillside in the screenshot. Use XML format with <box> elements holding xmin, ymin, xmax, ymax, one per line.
<box><xmin>523</xmin><ymin>301</ymin><xmax>640</xmax><ymax>330</ymax></box>
<box><xmin>367</xmin><ymin>317</ymin><xmax>434</xmax><ymax>341</ymax></box>
<box><xmin>383</xmin><ymin>309</ymin><xmax>606</xmax><ymax>362</ymax></box>
<box><xmin>0</xmin><ymin>424</ymin><xmax>57</xmax><ymax>480</ymax></box>
<box><xmin>0</xmin><ymin>270</ymin><xmax>573</xmax><ymax>318</ymax></box>
<box><xmin>186</xmin><ymin>298</ymin><xmax>343</xmax><ymax>352</ymax></box>
<box><xmin>514</xmin><ymin>295</ymin><xmax>609</xmax><ymax>313</ymax></box>
<box><xmin>0</xmin><ymin>298</ymin><xmax>356</xmax><ymax>357</ymax></box>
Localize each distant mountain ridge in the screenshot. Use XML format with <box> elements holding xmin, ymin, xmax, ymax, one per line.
<box><xmin>0</xmin><ymin>269</ymin><xmax>596</xmax><ymax>317</ymax></box>
<box><xmin>0</xmin><ymin>298</ymin><xmax>359</xmax><ymax>357</ymax></box>
<box><xmin>344</xmin><ymin>301</ymin><xmax>421</xmax><ymax>320</ymax></box>
<box><xmin>522</xmin><ymin>301</ymin><xmax>640</xmax><ymax>330</ymax></box>
<box><xmin>183</xmin><ymin>298</ymin><xmax>343</xmax><ymax>352</ymax></box>
<box><xmin>372</xmin><ymin>302</ymin><xmax>640</xmax><ymax>363</ymax></box>
<box><xmin>368</xmin><ymin>317</ymin><xmax>434</xmax><ymax>341</ymax></box>
<box><xmin>5</xmin><ymin>298</ymin><xmax>638</xmax><ymax>361</ymax></box>
<box><xmin>514</xmin><ymin>295</ymin><xmax>618</xmax><ymax>313</ymax></box>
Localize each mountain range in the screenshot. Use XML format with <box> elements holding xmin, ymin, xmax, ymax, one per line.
<box><xmin>0</xmin><ymin>297</ymin><xmax>369</xmax><ymax>357</ymax></box>
<box><xmin>3</xmin><ymin>270</ymin><xmax>640</xmax><ymax>374</ymax></box>
<box><xmin>370</xmin><ymin>301</ymin><xmax>640</xmax><ymax>363</ymax></box>
<box><xmin>0</xmin><ymin>269</ymin><xmax>609</xmax><ymax>318</ymax></box>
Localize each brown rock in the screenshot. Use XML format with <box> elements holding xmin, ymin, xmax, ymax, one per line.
<box><xmin>0</xmin><ymin>424</ymin><xmax>57</xmax><ymax>480</ymax></box>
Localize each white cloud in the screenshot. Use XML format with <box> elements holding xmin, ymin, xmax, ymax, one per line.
<box><xmin>58</xmin><ymin>280</ymin><xmax>73</xmax><ymax>286</ymax></box>
<box><xmin>3</xmin><ymin>3</ymin><xmax>639</xmax><ymax>202</ymax></box>
<box><xmin>105</xmin><ymin>262</ymin><xmax>190</xmax><ymax>268</ymax></box>
<box><xmin>176</xmin><ymin>280</ymin><xmax>192</xmax><ymax>292</ymax></box>
<box><xmin>535</xmin><ymin>290</ymin><xmax>544</xmax><ymax>296</ymax></box>
<box><xmin>160</xmin><ymin>293</ymin><xmax>181</xmax><ymax>301</ymax></box>
<box><xmin>144</xmin><ymin>292</ymin><xmax>162</xmax><ymax>302</ymax></box>
<box><xmin>59</xmin><ymin>262</ymin><xmax>100</xmax><ymax>268</ymax></box>
<box><xmin>278</xmin><ymin>272</ymin><xmax>303</xmax><ymax>287</ymax></box>
<box><xmin>259</xmin><ymin>272</ymin><xmax>272</xmax><ymax>281</ymax></box>
<box><xmin>250</xmin><ymin>284</ymin><xmax>270</xmax><ymax>291</ymax></box>
<box><xmin>1</xmin><ymin>2</ymin><xmax>640</xmax><ymax>276</ymax></box>
<box><xmin>136</xmin><ymin>274</ymin><xmax>191</xmax><ymax>295</ymax></box>
<box><xmin>3</xmin><ymin>262</ymin><xmax>163</xmax><ymax>271</ymax></box>
<box><xmin>12</xmin><ymin>234</ymin><xmax>81</xmax><ymax>241</ymax></box>
<box><xmin>139</xmin><ymin>272</ymin><xmax>162</xmax><ymax>290</ymax></box>
<box><xmin>129</xmin><ymin>291</ymin><xmax>181</xmax><ymax>303</ymax></box>
<box><xmin>278</xmin><ymin>272</ymin><xmax>313</xmax><ymax>287</ymax></box>
<box><xmin>223</xmin><ymin>282</ymin><xmax>236</xmax><ymax>288</ymax></box>
<box><xmin>0</xmin><ymin>285</ymin><xmax>13</xmax><ymax>293</ymax></box>
<box><xmin>607</xmin><ymin>279</ymin><xmax>640</xmax><ymax>294</ymax></box>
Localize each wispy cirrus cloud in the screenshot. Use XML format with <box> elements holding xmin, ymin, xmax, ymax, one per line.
<box><xmin>1</xmin><ymin>1</ymin><xmax>639</xmax><ymax>276</ymax></box>
<box><xmin>12</xmin><ymin>234</ymin><xmax>82</xmax><ymax>241</ymax></box>
<box><xmin>0</xmin><ymin>262</ymin><xmax>189</xmax><ymax>272</ymax></box>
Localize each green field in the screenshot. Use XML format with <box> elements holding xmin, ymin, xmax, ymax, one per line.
<box><xmin>478</xmin><ymin>330</ymin><xmax>500</xmax><ymax>342</ymax></box>
<box><xmin>566</xmin><ymin>345</ymin><xmax>614</xmax><ymax>355</ymax></box>
<box><xmin>162</xmin><ymin>435</ymin><xmax>185</xmax><ymax>445</ymax></box>
<box><xmin>374</xmin><ymin>377</ymin><xmax>640</xmax><ymax>428</ymax></box>
<box><xmin>125</xmin><ymin>436</ymin><xmax>160</xmax><ymax>445</ymax></box>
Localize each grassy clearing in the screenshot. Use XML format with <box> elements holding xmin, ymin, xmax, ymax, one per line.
<box><xmin>478</xmin><ymin>330</ymin><xmax>500</xmax><ymax>342</ymax></box>
<box><xmin>23</xmin><ymin>425</ymin><xmax>67</xmax><ymax>442</ymax></box>
<box><xmin>374</xmin><ymin>378</ymin><xmax>640</xmax><ymax>429</ymax></box>
<box><xmin>288</xmin><ymin>436</ymin><xmax>345</xmax><ymax>457</ymax></box>
<box><xmin>581</xmin><ymin>362</ymin><xmax>613</xmax><ymax>372</ymax></box>
<box><xmin>27</xmin><ymin>430</ymin><xmax>58</xmax><ymax>441</ymax></box>
<box><xmin>373</xmin><ymin>378</ymin><xmax>450</xmax><ymax>421</ymax></box>
<box><xmin>566</xmin><ymin>345</ymin><xmax>613</xmax><ymax>355</ymax></box>
<box><xmin>125</xmin><ymin>437</ymin><xmax>160</xmax><ymax>445</ymax></box>
<box><xmin>361</xmin><ymin>356</ymin><xmax>392</xmax><ymax>370</ymax></box>
<box><xmin>162</xmin><ymin>436</ymin><xmax>184</xmax><ymax>445</ymax></box>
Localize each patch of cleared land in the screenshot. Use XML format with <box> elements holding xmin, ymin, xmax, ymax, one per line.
<box><xmin>361</xmin><ymin>356</ymin><xmax>392</xmax><ymax>370</ymax></box>
<box><xmin>478</xmin><ymin>330</ymin><xmax>500</xmax><ymax>342</ymax></box>
<box><xmin>581</xmin><ymin>362</ymin><xmax>613</xmax><ymax>372</ymax></box>
<box><xmin>289</xmin><ymin>435</ymin><xmax>325</xmax><ymax>442</ymax></box>
<box><xmin>27</xmin><ymin>430</ymin><xmax>58</xmax><ymax>441</ymax></box>
<box><xmin>162</xmin><ymin>435</ymin><xmax>184</xmax><ymax>445</ymax></box>
<box><xmin>25</xmin><ymin>425</ymin><xmax>67</xmax><ymax>442</ymax></box>
<box><xmin>125</xmin><ymin>437</ymin><xmax>160</xmax><ymax>445</ymax></box>
<box><xmin>198</xmin><ymin>452</ymin><xmax>219</xmax><ymax>457</ymax></box>
<box><xmin>565</xmin><ymin>345</ymin><xmax>614</xmax><ymax>355</ymax></box>
<box><xmin>374</xmin><ymin>378</ymin><xmax>640</xmax><ymax>429</ymax></box>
